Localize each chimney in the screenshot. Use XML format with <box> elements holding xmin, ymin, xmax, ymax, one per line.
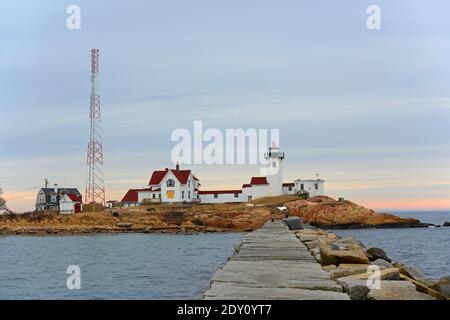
<box><xmin>176</xmin><ymin>162</ymin><xmax>179</xmax><ymax>171</ymax></box>
<box><xmin>54</xmin><ymin>183</ymin><xmax>58</xmax><ymax>193</ymax></box>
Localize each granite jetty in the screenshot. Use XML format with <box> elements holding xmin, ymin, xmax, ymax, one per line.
<box><xmin>203</xmin><ymin>219</ymin><xmax>448</xmax><ymax>300</ymax></box>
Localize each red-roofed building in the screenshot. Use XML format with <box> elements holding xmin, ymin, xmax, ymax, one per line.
<box><xmin>250</xmin><ymin>177</ymin><xmax>269</xmax><ymax>185</ymax></box>
<box><xmin>121</xmin><ymin>164</ymin><xmax>201</xmax><ymax>205</ymax></box>
<box><xmin>59</xmin><ymin>192</ymin><xmax>83</xmax><ymax>214</ymax></box>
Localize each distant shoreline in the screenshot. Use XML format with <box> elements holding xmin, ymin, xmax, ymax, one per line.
<box><xmin>1</xmin><ymin>195</ymin><xmax>445</xmax><ymax>236</ymax></box>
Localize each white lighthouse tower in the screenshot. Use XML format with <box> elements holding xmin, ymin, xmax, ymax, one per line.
<box><xmin>264</xmin><ymin>142</ymin><xmax>284</xmax><ymax>196</ymax></box>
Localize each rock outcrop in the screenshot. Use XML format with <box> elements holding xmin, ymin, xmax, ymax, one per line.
<box><xmin>285</xmin><ymin>196</ymin><xmax>431</xmax><ymax>229</ymax></box>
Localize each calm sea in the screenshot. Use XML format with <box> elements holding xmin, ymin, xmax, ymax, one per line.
<box><xmin>334</xmin><ymin>211</ymin><xmax>450</xmax><ymax>280</ymax></box>
<box><xmin>0</xmin><ymin>233</ymin><xmax>243</xmax><ymax>299</ymax></box>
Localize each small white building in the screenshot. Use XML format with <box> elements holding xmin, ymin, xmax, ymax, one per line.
<box><xmin>295</xmin><ymin>179</ymin><xmax>325</xmax><ymax>198</ymax></box>
<box><xmin>282</xmin><ymin>182</ymin><xmax>296</xmax><ymax>195</ymax></box>
<box><xmin>198</xmin><ymin>190</ymin><xmax>243</xmax><ymax>204</ymax></box>
<box><xmin>59</xmin><ymin>193</ymin><xmax>82</xmax><ymax>214</ymax></box>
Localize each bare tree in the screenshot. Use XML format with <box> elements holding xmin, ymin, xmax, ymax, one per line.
<box><xmin>0</xmin><ymin>188</ymin><xmax>6</xmax><ymax>209</ymax></box>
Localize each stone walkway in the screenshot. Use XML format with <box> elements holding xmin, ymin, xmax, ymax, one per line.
<box><xmin>203</xmin><ymin>221</ymin><xmax>350</xmax><ymax>299</ymax></box>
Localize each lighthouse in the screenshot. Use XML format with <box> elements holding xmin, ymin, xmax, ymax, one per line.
<box><xmin>265</xmin><ymin>142</ymin><xmax>284</xmax><ymax>196</ymax></box>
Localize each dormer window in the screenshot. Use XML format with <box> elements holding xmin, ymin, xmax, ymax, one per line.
<box><xmin>188</xmin><ymin>180</ymin><xmax>191</xmax><ymax>187</ymax></box>
<box><xmin>166</xmin><ymin>179</ymin><xmax>175</xmax><ymax>187</ymax></box>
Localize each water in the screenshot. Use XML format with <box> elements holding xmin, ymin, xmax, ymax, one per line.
<box><xmin>334</xmin><ymin>211</ymin><xmax>450</xmax><ymax>280</ymax></box>
<box><xmin>0</xmin><ymin>233</ymin><xmax>243</xmax><ymax>299</ymax></box>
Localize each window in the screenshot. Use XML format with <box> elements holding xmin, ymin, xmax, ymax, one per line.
<box><xmin>167</xmin><ymin>191</ymin><xmax>174</xmax><ymax>199</ymax></box>
<box><xmin>159</xmin><ymin>194</ymin><xmax>161</xmax><ymax>199</ymax></box>
<box><xmin>315</xmin><ymin>183</ymin><xmax>318</xmax><ymax>190</ymax></box>
<box><xmin>300</xmin><ymin>184</ymin><xmax>304</xmax><ymax>191</ymax></box>
<box><xmin>51</xmin><ymin>195</ymin><xmax>57</xmax><ymax>203</ymax></box>
<box><xmin>188</xmin><ymin>180</ymin><xmax>191</xmax><ymax>187</ymax></box>
<box><xmin>166</xmin><ymin>179</ymin><xmax>175</xmax><ymax>187</ymax></box>
<box><xmin>234</xmin><ymin>193</ymin><xmax>239</xmax><ymax>198</ymax></box>
<box><xmin>288</xmin><ymin>187</ymin><xmax>292</xmax><ymax>191</ymax></box>
<box><xmin>188</xmin><ymin>191</ymin><xmax>191</xmax><ymax>199</ymax></box>
<box><xmin>214</xmin><ymin>194</ymin><xmax>218</xmax><ymax>199</ymax></box>
<box><xmin>152</xmin><ymin>194</ymin><xmax>156</xmax><ymax>199</ymax></box>
<box><xmin>182</xmin><ymin>191</ymin><xmax>185</xmax><ymax>199</ymax></box>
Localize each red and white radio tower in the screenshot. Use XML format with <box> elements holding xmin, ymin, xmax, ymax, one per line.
<box><xmin>85</xmin><ymin>48</ymin><xmax>105</xmax><ymax>207</ymax></box>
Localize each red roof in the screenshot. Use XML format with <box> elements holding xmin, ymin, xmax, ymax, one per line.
<box><xmin>198</xmin><ymin>190</ymin><xmax>242</xmax><ymax>195</ymax></box>
<box><xmin>242</xmin><ymin>184</ymin><xmax>251</xmax><ymax>188</ymax></box>
<box><xmin>67</xmin><ymin>193</ymin><xmax>82</xmax><ymax>203</ymax></box>
<box><xmin>148</xmin><ymin>169</ymin><xmax>169</xmax><ymax>185</ymax></box>
<box><xmin>171</xmin><ymin>169</ymin><xmax>191</xmax><ymax>184</ymax></box>
<box><xmin>121</xmin><ymin>188</ymin><xmax>152</xmax><ymax>202</ymax></box>
<box><xmin>282</xmin><ymin>183</ymin><xmax>295</xmax><ymax>187</ymax></box>
<box><xmin>250</xmin><ymin>177</ymin><xmax>269</xmax><ymax>185</ymax></box>
<box><xmin>148</xmin><ymin>168</ymin><xmax>192</xmax><ymax>185</ymax></box>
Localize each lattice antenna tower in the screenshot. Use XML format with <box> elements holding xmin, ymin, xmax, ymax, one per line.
<box><xmin>85</xmin><ymin>48</ymin><xmax>105</xmax><ymax>207</ymax></box>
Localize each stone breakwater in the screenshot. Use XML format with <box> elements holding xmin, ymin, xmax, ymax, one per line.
<box><xmin>203</xmin><ymin>220</ymin><xmax>449</xmax><ymax>300</ymax></box>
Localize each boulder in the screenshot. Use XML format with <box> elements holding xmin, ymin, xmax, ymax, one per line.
<box><xmin>368</xmin><ymin>281</ymin><xmax>436</xmax><ymax>300</ymax></box>
<box><xmin>443</xmin><ymin>221</ymin><xmax>450</xmax><ymax>227</ymax></box>
<box><xmin>318</xmin><ymin>238</ymin><xmax>370</xmax><ymax>265</ymax></box>
<box><xmin>365</xmin><ymin>247</ymin><xmax>391</xmax><ymax>262</ymax></box>
<box><xmin>304</xmin><ymin>240</ymin><xmax>319</xmax><ymax>250</ymax></box>
<box><xmin>430</xmin><ymin>276</ymin><xmax>450</xmax><ymax>299</ymax></box>
<box><xmin>330</xmin><ymin>265</ymin><xmax>370</xmax><ymax>280</ymax></box>
<box><xmin>371</xmin><ymin>259</ymin><xmax>394</xmax><ymax>270</ymax></box>
<box><xmin>394</xmin><ymin>263</ymin><xmax>423</xmax><ymax>280</ymax></box>
<box><xmin>336</xmin><ymin>278</ymin><xmax>370</xmax><ymax>300</ymax></box>
<box><xmin>339</xmin><ymin>268</ymin><xmax>401</xmax><ymax>281</ymax></box>
<box><xmin>332</xmin><ymin>237</ymin><xmax>366</xmax><ymax>250</ymax></box>
<box><xmin>283</xmin><ymin>217</ymin><xmax>303</xmax><ymax>230</ymax></box>
<box><xmin>326</xmin><ymin>232</ymin><xmax>338</xmax><ymax>240</ymax></box>
<box><xmin>322</xmin><ymin>265</ymin><xmax>337</xmax><ymax>272</ymax></box>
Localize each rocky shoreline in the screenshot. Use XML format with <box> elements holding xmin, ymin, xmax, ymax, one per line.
<box><xmin>289</xmin><ymin>220</ymin><xmax>449</xmax><ymax>300</ymax></box>
<box><xmin>0</xmin><ymin>195</ymin><xmax>445</xmax><ymax>236</ymax></box>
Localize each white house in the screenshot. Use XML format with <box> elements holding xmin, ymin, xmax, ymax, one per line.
<box><xmin>295</xmin><ymin>179</ymin><xmax>325</xmax><ymax>198</ymax></box>
<box><xmin>121</xmin><ymin>164</ymin><xmax>200</xmax><ymax>205</ymax></box>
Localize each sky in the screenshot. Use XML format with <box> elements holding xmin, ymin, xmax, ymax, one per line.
<box><xmin>1</xmin><ymin>0</ymin><xmax>450</xmax><ymax>212</ymax></box>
